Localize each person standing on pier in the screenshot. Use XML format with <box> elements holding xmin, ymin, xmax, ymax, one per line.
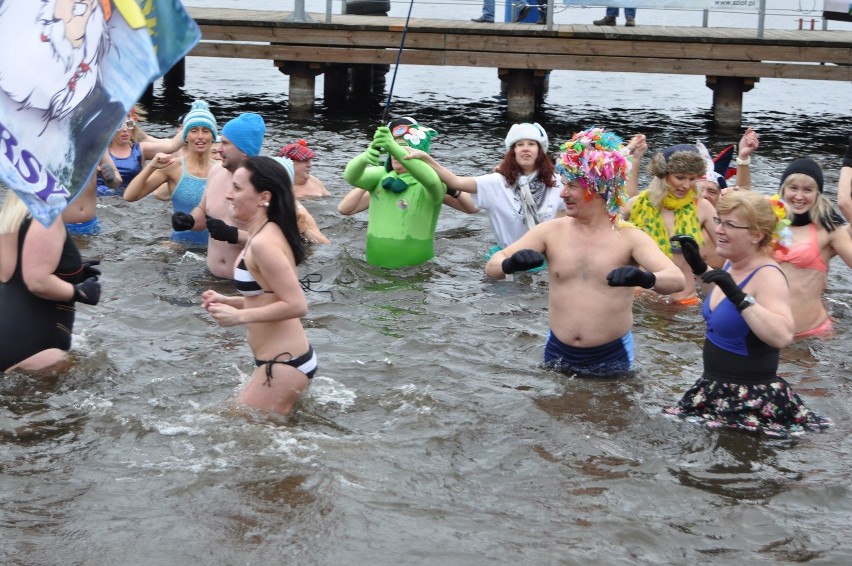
<box><xmin>593</xmin><ymin>7</ymin><xmax>636</xmax><ymax>27</ymax></box>
<box><xmin>471</xmin><ymin>0</ymin><xmax>495</xmax><ymax>23</ymax></box>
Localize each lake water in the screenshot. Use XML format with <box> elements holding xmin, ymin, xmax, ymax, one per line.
<box><xmin>2</xmin><ymin>2</ymin><xmax>852</xmax><ymax>564</ymax></box>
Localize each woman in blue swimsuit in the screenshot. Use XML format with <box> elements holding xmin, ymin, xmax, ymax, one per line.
<box><xmin>124</xmin><ymin>101</ymin><xmax>219</xmax><ymax>245</ymax></box>
<box><xmin>666</xmin><ymin>190</ymin><xmax>831</xmax><ymax>437</ymax></box>
<box><xmin>201</xmin><ymin>156</ymin><xmax>316</xmax><ymax>415</ymax></box>
<box><xmin>96</xmin><ymin>106</ymin><xmax>183</xmax><ymax>197</ymax></box>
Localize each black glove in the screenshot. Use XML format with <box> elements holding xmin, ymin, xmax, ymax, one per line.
<box><xmin>502</xmin><ymin>249</ymin><xmax>545</xmax><ymax>274</ymax></box>
<box><xmin>81</xmin><ymin>259</ymin><xmax>101</xmax><ymax>280</ymax></box>
<box><xmin>670</xmin><ymin>235</ymin><xmax>707</xmax><ymax>276</ymax></box>
<box><xmin>206</xmin><ymin>216</ymin><xmax>239</xmax><ymax>244</ymax></box>
<box><xmin>72</xmin><ymin>277</ymin><xmax>101</xmax><ymax>305</ymax></box>
<box><xmin>607</xmin><ymin>266</ymin><xmax>656</xmax><ymax>289</ymax></box>
<box><xmin>702</xmin><ymin>269</ymin><xmax>746</xmax><ymax>307</ymax></box>
<box><xmin>844</xmin><ymin>134</ymin><xmax>852</xmax><ymax>169</ymax></box>
<box><xmin>171</xmin><ymin>212</ymin><xmax>195</xmax><ymax>231</ymax></box>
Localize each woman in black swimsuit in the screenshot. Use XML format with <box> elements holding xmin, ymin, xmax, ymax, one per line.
<box><xmin>0</xmin><ymin>191</ymin><xmax>100</xmax><ymax>372</ymax></box>
<box><xmin>201</xmin><ymin>156</ymin><xmax>316</xmax><ymax>415</ymax></box>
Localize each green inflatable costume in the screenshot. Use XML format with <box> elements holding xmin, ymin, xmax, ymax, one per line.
<box><xmin>342</xmin><ymin>124</ymin><xmax>446</xmax><ymax>268</ymax></box>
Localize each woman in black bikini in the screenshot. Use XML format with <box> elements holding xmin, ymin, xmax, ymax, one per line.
<box><xmin>201</xmin><ymin>156</ymin><xmax>317</xmax><ymax>415</ymax></box>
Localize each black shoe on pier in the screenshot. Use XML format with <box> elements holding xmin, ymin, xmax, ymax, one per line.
<box><xmin>471</xmin><ymin>16</ymin><xmax>494</xmax><ymax>23</ymax></box>
<box><xmin>593</xmin><ymin>16</ymin><xmax>616</xmax><ymax>26</ymax></box>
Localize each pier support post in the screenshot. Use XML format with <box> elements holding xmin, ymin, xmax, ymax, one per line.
<box><xmin>706</xmin><ymin>76</ymin><xmax>757</xmax><ymax>129</ymax></box>
<box><xmin>163</xmin><ymin>58</ymin><xmax>186</xmax><ymax>89</ymax></box>
<box><xmin>276</xmin><ymin>61</ymin><xmax>324</xmax><ymax>112</ymax></box>
<box><xmin>499</xmin><ymin>69</ymin><xmax>549</xmax><ymax>120</ymax></box>
<box><xmin>324</xmin><ymin>64</ymin><xmax>350</xmax><ymax>104</ymax></box>
<box><xmin>499</xmin><ymin>68</ymin><xmax>537</xmax><ymax>120</ymax></box>
<box><xmin>349</xmin><ymin>64</ymin><xmax>375</xmax><ymax>96</ymax></box>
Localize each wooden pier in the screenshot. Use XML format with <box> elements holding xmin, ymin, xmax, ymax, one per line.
<box><xmin>184</xmin><ymin>7</ymin><xmax>852</xmax><ymax>127</ymax></box>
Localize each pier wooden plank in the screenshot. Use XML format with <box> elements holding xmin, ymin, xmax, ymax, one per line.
<box><xmin>189</xmin><ymin>43</ymin><xmax>850</xmax><ymax>81</ymax></box>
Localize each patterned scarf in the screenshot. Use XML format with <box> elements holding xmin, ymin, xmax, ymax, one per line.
<box><xmin>631</xmin><ymin>189</ymin><xmax>703</xmax><ymax>257</ymax></box>
<box><xmin>514</xmin><ymin>171</ymin><xmax>549</xmax><ymax>231</ymax></box>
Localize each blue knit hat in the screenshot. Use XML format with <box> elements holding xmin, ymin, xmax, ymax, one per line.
<box><xmin>182</xmin><ymin>100</ymin><xmax>218</xmax><ymax>142</ymax></box>
<box><xmin>221</xmin><ymin>113</ymin><xmax>266</xmax><ymax>157</ymax></box>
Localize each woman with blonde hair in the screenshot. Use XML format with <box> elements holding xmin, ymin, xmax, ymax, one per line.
<box><xmin>0</xmin><ymin>191</ymin><xmax>101</xmax><ymax>372</ymax></box>
<box><xmin>667</xmin><ymin>191</ymin><xmax>831</xmax><ymax>436</ymax></box>
<box><xmin>201</xmin><ymin>157</ymin><xmax>316</xmax><ymax>414</ymax></box>
<box><xmin>772</xmin><ymin>158</ymin><xmax>852</xmax><ymax>338</ymax></box>
<box><xmin>623</xmin><ymin>144</ymin><xmax>717</xmax><ymax>304</ymax></box>
<box><xmin>97</xmin><ymin>105</ymin><xmax>183</xmax><ymax>197</ymax></box>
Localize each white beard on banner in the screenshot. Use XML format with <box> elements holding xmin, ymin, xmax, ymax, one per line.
<box><xmin>0</xmin><ymin>0</ymin><xmax>108</xmax><ymax>128</ymax></box>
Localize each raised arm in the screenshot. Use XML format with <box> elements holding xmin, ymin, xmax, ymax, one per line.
<box><xmin>733</xmin><ymin>127</ymin><xmax>759</xmax><ymax>190</ymax></box>
<box><xmin>828</xmin><ymin>219</ymin><xmax>852</xmax><ymax>268</ymax></box>
<box><xmin>337</xmin><ymin>188</ymin><xmax>371</xmax><ymax>215</ymax></box>
<box><xmin>403</xmin><ymin>148</ymin><xmax>478</xmax><ymax>193</ymax></box>
<box><xmin>373</xmin><ymin>128</ymin><xmax>445</xmax><ymax>204</ymax></box>
<box><xmin>342</xmin><ymin>142</ymin><xmax>385</xmax><ymax>191</ymax></box>
<box><xmin>623</xmin><ymin>133</ymin><xmax>647</xmax><ymax>198</ymax></box>
<box><xmin>124</xmin><ymin>153</ymin><xmax>177</xmax><ymax>202</ymax></box>
<box><xmin>139</xmin><ymin>128</ymin><xmax>184</xmax><ymax>160</ymax></box>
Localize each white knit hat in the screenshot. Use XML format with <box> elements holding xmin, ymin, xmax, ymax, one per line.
<box><xmin>272</xmin><ymin>156</ymin><xmax>295</xmax><ymax>184</ymax></box>
<box><xmin>504</xmin><ymin>122</ymin><xmax>548</xmax><ymax>154</ymax></box>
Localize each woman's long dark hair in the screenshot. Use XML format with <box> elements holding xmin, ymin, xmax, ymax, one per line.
<box><xmin>495</xmin><ymin>142</ymin><xmax>556</xmax><ymax>188</ymax></box>
<box><xmin>240</xmin><ymin>156</ymin><xmax>305</xmax><ymax>265</ymax></box>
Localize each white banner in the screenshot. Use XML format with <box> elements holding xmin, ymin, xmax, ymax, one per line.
<box><xmin>563</xmin><ymin>0</ymin><xmax>758</xmax><ymax>9</ymax></box>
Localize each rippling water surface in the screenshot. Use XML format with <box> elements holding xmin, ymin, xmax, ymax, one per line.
<box><xmin>2</xmin><ymin>3</ymin><xmax>852</xmax><ymax>564</ymax></box>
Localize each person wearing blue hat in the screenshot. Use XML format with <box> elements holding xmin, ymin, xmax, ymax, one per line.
<box><xmin>124</xmin><ymin>100</ymin><xmax>221</xmax><ymax>246</ymax></box>
<box><xmin>170</xmin><ymin>113</ymin><xmax>270</xmax><ymax>278</ymax></box>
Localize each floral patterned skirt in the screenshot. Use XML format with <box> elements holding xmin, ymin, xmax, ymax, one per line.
<box><xmin>664</xmin><ymin>376</ymin><xmax>833</xmax><ymax>438</ymax></box>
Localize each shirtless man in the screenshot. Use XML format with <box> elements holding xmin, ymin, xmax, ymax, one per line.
<box><xmin>278</xmin><ymin>140</ymin><xmax>330</xmax><ymax>198</ymax></box>
<box><xmin>171</xmin><ymin>113</ymin><xmax>266</xmax><ymax>278</ymax></box>
<box><xmin>485</xmin><ymin>128</ymin><xmax>684</xmax><ymax>376</ymax></box>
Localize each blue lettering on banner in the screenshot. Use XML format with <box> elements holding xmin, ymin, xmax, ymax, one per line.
<box><xmin>0</xmin><ymin>118</ymin><xmax>69</xmax><ymax>202</ymax></box>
